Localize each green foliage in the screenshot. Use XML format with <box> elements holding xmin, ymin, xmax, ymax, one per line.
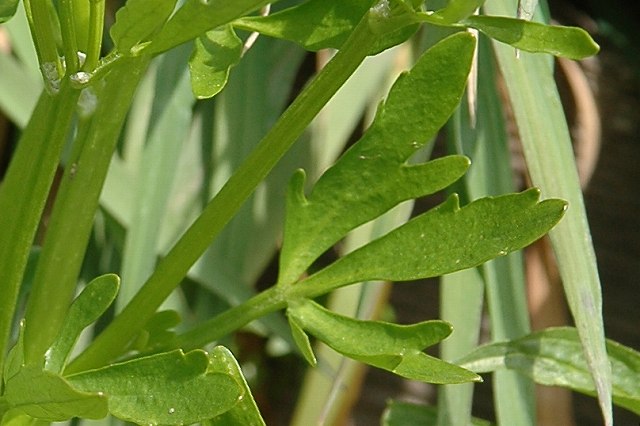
<box><xmin>287</xmin><ymin>299</ymin><xmax>480</xmax><ymax>384</ymax></box>
<box><xmin>0</xmin><ymin>0</ymin><xmax>621</xmax><ymax>424</ymax></box>
<box><xmin>458</xmin><ymin>327</ymin><xmax>640</xmax><ymax>416</ymax></box>
<box><xmin>382</xmin><ymin>400</ymin><xmax>492</xmax><ymax>426</ymax></box>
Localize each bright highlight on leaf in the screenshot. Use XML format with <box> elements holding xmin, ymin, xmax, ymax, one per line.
<box><xmin>189</xmin><ymin>25</ymin><xmax>243</xmax><ymax>99</ymax></box>
<box><xmin>457</xmin><ymin>327</ymin><xmax>640</xmax><ymax>416</ymax></box>
<box><xmin>287</xmin><ymin>299</ymin><xmax>480</xmax><ymax>384</ymax></box>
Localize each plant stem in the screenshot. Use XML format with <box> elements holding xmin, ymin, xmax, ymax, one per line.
<box><xmin>0</xmin><ymin>82</ymin><xmax>80</xmax><ymax>376</ymax></box>
<box><xmin>67</xmin><ymin>9</ymin><xmax>383</xmax><ymax>373</ymax></box>
<box><xmin>22</xmin><ymin>55</ymin><xmax>152</xmax><ymax>366</ymax></box>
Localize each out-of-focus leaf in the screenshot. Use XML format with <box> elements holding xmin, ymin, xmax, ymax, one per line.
<box><xmin>299</xmin><ymin>189</ymin><xmax>566</xmax><ymax>289</ymax></box>
<box><xmin>278</xmin><ymin>32</ymin><xmax>476</xmax><ymax>286</ymax></box>
<box><xmin>45</xmin><ymin>274</ymin><xmax>119</xmax><ymax>373</ymax></box>
<box><xmin>287</xmin><ymin>299</ymin><xmax>480</xmax><ymax>384</ymax></box>
<box><xmin>382</xmin><ymin>400</ymin><xmax>492</xmax><ymax>426</ymax></box>
<box><xmin>458</xmin><ymin>327</ymin><xmax>640</xmax><ymax>415</ymax></box>
<box><xmin>207</xmin><ymin>346</ymin><xmax>266</xmax><ymax>425</ymax></box>
<box><xmin>4</xmin><ymin>367</ymin><xmax>108</xmax><ymax>421</ymax></box>
<box><xmin>129</xmin><ymin>310</ymin><xmax>180</xmax><ymax>353</ymax></box>
<box><xmin>462</xmin><ymin>16</ymin><xmax>599</xmax><ymax>59</ymax></box>
<box><xmin>0</xmin><ymin>52</ymin><xmax>41</xmax><ymax>127</ymax></box>
<box><xmin>149</xmin><ymin>0</ymin><xmax>272</xmax><ymax>54</ymax></box>
<box><xmin>517</xmin><ymin>0</ymin><xmax>538</xmax><ymax>21</ymax></box>
<box><xmin>66</xmin><ymin>350</ymin><xmax>242</xmax><ymax>424</ymax></box>
<box><xmin>109</xmin><ymin>0</ymin><xmax>177</xmax><ymax>54</ymax></box>
<box><xmin>189</xmin><ymin>25</ymin><xmax>243</xmax><ymax>99</ymax></box>
<box><xmin>0</xmin><ymin>0</ymin><xmax>19</xmax><ymax>23</ymax></box>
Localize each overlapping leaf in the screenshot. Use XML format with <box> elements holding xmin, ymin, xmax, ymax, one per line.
<box><xmin>46</xmin><ymin>274</ymin><xmax>119</xmax><ymax>373</ymax></box>
<box><xmin>188</xmin><ymin>25</ymin><xmax>243</xmax><ymax>99</ymax></box>
<box><xmin>382</xmin><ymin>401</ymin><xmax>491</xmax><ymax>426</ymax></box>
<box><xmin>149</xmin><ymin>0</ymin><xmax>273</xmax><ymax>55</ymax></box>
<box><xmin>3</xmin><ymin>367</ymin><xmax>108</xmax><ymax>421</ymax></box>
<box><xmin>457</xmin><ymin>327</ymin><xmax>640</xmax><ymax>415</ymax></box>
<box><xmin>287</xmin><ymin>299</ymin><xmax>480</xmax><ymax>384</ymax></box>
<box><xmin>207</xmin><ymin>346</ymin><xmax>266</xmax><ymax>425</ymax></box>
<box><xmin>233</xmin><ymin>0</ymin><xmax>419</xmax><ymax>53</ymax></box>
<box><xmin>110</xmin><ymin>0</ymin><xmax>177</xmax><ymax>54</ymax></box>
<box><xmin>278</xmin><ymin>32</ymin><xmax>476</xmax><ymax>286</ymax></box>
<box><xmin>461</xmin><ymin>16</ymin><xmax>599</xmax><ymax>59</ymax></box>
<box><xmin>66</xmin><ymin>349</ymin><xmax>242</xmax><ymax>424</ymax></box>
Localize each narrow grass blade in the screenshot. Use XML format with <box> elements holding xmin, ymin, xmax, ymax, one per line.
<box><xmin>484</xmin><ymin>1</ymin><xmax>612</xmax><ymax>423</ymax></box>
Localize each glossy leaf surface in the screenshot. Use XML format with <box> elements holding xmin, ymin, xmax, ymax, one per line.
<box><xmin>67</xmin><ymin>350</ymin><xmax>242</xmax><ymax>424</ymax></box>
<box><xmin>278</xmin><ymin>32</ymin><xmax>476</xmax><ymax>286</ymax></box>
<box><xmin>189</xmin><ymin>25</ymin><xmax>243</xmax><ymax>99</ymax></box>
<box><xmin>287</xmin><ymin>299</ymin><xmax>480</xmax><ymax>384</ymax></box>
<box><xmin>458</xmin><ymin>327</ymin><xmax>640</xmax><ymax>415</ymax></box>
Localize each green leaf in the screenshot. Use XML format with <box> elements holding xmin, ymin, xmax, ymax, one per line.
<box><xmin>287</xmin><ymin>299</ymin><xmax>480</xmax><ymax>384</ymax></box>
<box><xmin>298</xmin><ymin>189</ymin><xmax>566</xmax><ymax>290</ymax></box>
<box><xmin>66</xmin><ymin>349</ymin><xmax>242</xmax><ymax>424</ymax></box>
<box><xmin>457</xmin><ymin>327</ymin><xmax>640</xmax><ymax>415</ymax></box>
<box><xmin>0</xmin><ymin>0</ymin><xmax>19</xmax><ymax>23</ymax></box>
<box><xmin>287</xmin><ymin>314</ymin><xmax>317</xmax><ymax>366</ymax></box>
<box><xmin>207</xmin><ymin>346</ymin><xmax>266</xmax><ymax>425</ymax></box>
<box><xmin>4</xmin><ymin>367</ymin><xmax>108</xmax><ymax>421</ymax></box>
<box><xmin>46</xmin><ymin>274</ymin><xmax>119</xmax><ymax>373</ymax></box>
<box><xmin>149</xmin><ymin>0</ymin><xmax>272</xmax><ymax>55</ymax></box>
<box><xmin>278</xmin><ymin>32</ymin><xmax>476</xmax><ymax>286</ymax></box>
<box><xmin>382</xmin><ymin>400</ymin><xmax>492</xmax><ymax>426</ymax></box>
<box><xmin>188</xmin><ymin>25</ymin><xmax>243</xmax><ymax>99</ymax></box>
<box><xmin>109</xmin><ymin>0</ymin><xmax>177</xmax><ymax>54</ymax></box>
<box><xmin>462</xmin><ymin>15</ymin><xmax>599</xmax><ymax>59</ymax></box>
<box><xmin>4</xmin><ymin>321</ymin><xmax>25</xmax><ymax>385</ymax></box>
<box><xmin>234</xmin><ymin>0</ymin><xmax>419</xmax><ymax>53</ymax></box>
<box><xmin>430</xmin><ymin>0</ymin><xmax>485</xmax><ymax>24</ymax></box>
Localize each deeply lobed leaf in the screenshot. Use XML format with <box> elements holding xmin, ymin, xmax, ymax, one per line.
<box><xmin>278</xmin><ymin>32</ymin><xmax>476</xmax><ymax>286</ymax></box>
<box><xmin>287</xmin><ymin>299</ymin><xmax>480</xmax><ymax>384</ymax></box>
<box><xmin>298</xmin><ymin>189</ymin><xmax>565</xmax><ymax>290</ymax></box>
<box><xmin>188</xmin><ymin>25</ymin><xmax>243</xmax><ymax>99</ymax></box>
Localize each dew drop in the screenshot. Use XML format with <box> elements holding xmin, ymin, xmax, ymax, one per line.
<box><xmin>498</xmin><ymin>250</ymin><xmax>507</xmax><ymax>256</ymax></box>
<box><xmin>77</xmin><ymin>51</ymin><xmax>87</xmax><ymax>67</ymax></box>
<box><xmin>358</xmin><ymin>155</ymin><xmax>367</xmax><ymax>160</ymax></box>
<box><xmin>168</xmin><ymin>408</ymin><xmax>175</xmax><ymax>415</ymax></box>
<box><xmin>70</xmin><ymin>71</ymin><xmax>92</xmax><ymax>87</ymax></box>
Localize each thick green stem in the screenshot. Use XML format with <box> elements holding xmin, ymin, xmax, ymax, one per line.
<box><xmin>0</xmin><ymin>82</ymin><xmax>80</xmax><ymax>376</ymax></box>
<box><xmin>22</xmin><ymin>56</ymin><xmax>152</xmax><ymax>366</ymax></box>
<box><xmin>67</xmin><ymin>10</ymin><xmax>382</xmax><ymax>373</ymax></box>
